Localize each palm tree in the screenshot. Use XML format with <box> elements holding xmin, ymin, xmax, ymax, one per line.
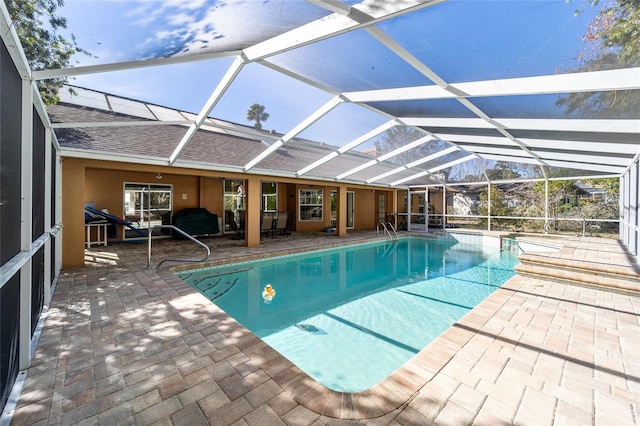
<box><xmin>246</xmin><ymin>103</ymin><xmax>269</xmax><ymax>129</ymax></box>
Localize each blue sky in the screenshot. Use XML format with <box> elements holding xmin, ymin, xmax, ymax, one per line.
<box><xmin>59</xmin><ymin>0</ymin><xmax>601</xmax><ymax>144</ymax></box>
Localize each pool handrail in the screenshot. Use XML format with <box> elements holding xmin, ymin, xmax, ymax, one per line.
<box><xmin>377</xmin><ymin>221</ymin><xmax>398</xmax><ymax>239</ymax></box>
<box><xmin>386</xmin><ymin>221</ymin><xmax>398</xmax><ymax>238</ymax></box>
<box><xmin>147</xmin><ymin>225</ymin><xmax>211</xmax><ymax>268</ymax></box>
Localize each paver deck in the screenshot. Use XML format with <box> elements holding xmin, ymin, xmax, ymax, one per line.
<box><xmin>9</xmin><ymin>231</ymin><xmax>640</xmax><ymax>425</ymax></box>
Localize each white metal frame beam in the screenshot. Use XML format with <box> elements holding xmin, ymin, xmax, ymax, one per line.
<box><xmin>336</xmin><ymin>134</ymin><xmax>436</xmax><ymax>180</ymax></box>
<box><xmin>169</xmin><ymin>55</ymin><xmax>246</xmax><ymax>165</ymax></box>
<box><xmin>244</xmin><ymin>95</ymin><xmax>344</xmax><ymax>171</ymax></box>
<box><xmin>343</xmin><ymin>68</ymin><xmax>640</xmax><ymax>102</ymax></box>
<box><xmin>21</xmin><ymin>0</ymin><xmax>638</xmax><ymax>186</ymax></box>
<box><xmin>296</xmin><ymin>119</ymin><xmax>398</xmax><ymax>176</ymax></box>
<box><xmin>391</xmin><ymin>154</ymin><xmax>476</xmax><ymax>186</ymax></box>
<box><xmin>366</xmin><ymin>146</ymin><xmax>460</xmax><ymax>184</ymax></box>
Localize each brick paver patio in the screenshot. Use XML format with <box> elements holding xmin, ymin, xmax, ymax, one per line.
<box><xmin>9</xmin><ymin>232</ymin><xmax>640</xmax><ymax>425</ymax></box>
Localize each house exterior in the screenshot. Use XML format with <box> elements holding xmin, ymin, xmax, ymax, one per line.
<box><xmin>49</xmin><ymin>89</ymin><xmax>425</xmax><ymax>268</ymax></box>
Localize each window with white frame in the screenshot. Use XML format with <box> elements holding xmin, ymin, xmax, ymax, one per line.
<box><xmin>262</xmin><ymin>181</ymin><xmax>277</xmax><ymax>212</ymax></box>
<box><xmin>299</xmin><ymin>189</ymin><xmax>323</xmax><ymax>221</ymax></box>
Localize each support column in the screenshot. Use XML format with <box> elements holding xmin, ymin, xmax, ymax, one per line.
<box><xmin>544</xmin><ymin>179</ymin><xmax>549</xmax><ymax>231</ymax></box>
<box><xmin>487</xmin><ymin>183</ymin><xmax>491</xmax><ymax>231</ymax></box>
<box><xmin>391</xmin><ymin>188</ymin><xmax>398</xmax><ymax>227</ymax></box>
<box><xmin>336</xmin><ymin>185</ymin><xmax>347</xmax><ymax>237</ymax></box>
<box><xmin>245</xmin><ymin>176</ymin><xmax>261</xmax><ymax>248</ymax></box>
<box><xmin>19</xmin><ymin>80</ymin><xmax>33</xmax><ymax>370</ymax></box>
<box><xmin>425</xmin><ymin>187</ymin><xmax>430</xmax><ymax>232</ymax></box>
<box><xmin>55</xmin><ymin>151</ymin><xmax>62</xmax><ymax>274</ymax></box>
<box><xmin>61</xmin><ymin>158</ymin><xmax>86</xmax><ymax>268</ymax></box>
<box><xmin>43</xmin><ymin>122</ymin><xmax>52</xmax><ymax>305</ymax></box>
<box><xmin>442</xmin><ymin>184</ymin><xmax>447</xmax><ymax>227</ymax></box>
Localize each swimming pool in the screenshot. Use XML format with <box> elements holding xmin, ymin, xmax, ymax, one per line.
<box><xmin>177</xmin><ymin>236</ymin><xmax>518</xmax><ymax>392</ymax></box>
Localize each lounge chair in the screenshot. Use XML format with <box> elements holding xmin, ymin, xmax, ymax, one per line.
<box><xmin>84</xmin><ymin>202</ymin><xmax>146</xmax><ymax>238</ymax></box>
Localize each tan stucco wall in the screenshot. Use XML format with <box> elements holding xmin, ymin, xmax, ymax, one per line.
<box><xmin>61</xmin><ymin>158</ymin><xmax>86</xmax><ymax>268</ymax></box>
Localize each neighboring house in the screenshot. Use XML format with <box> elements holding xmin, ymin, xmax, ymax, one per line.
<box><xmin>574</xmin><ymin>181</ymin><xmax>609</xmax><ymax>202</ymax></box>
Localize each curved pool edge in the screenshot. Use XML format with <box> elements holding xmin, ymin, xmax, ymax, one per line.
<box><xmin>164</xmin><ymin>249</ymin><xmax>523</xmax><ymax>421</ymax></box>
<box><xmin>281</xmin><ymin>275</ymin><xmax>519</xmax><ymax>420</ymax></box>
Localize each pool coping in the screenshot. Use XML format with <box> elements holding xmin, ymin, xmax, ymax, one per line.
<box><xmin>166</xmin><ymin>234</ymin><xmax>521</xmax><ymax>420</ymax></box>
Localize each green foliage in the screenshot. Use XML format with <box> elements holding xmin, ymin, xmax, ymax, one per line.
<box><xmin>533</xmin><ymin>180</ymin><xmax>576</xmax><ymax>218</ymax></box>
<box><xmin>478</xmin><ymin>185</ymin><xmax>509</xmax><ymax>217</ymax></box>
<box><xmin>557</xmin><ymin>0</ymin><xmax>639</xmax><ymax>117</ymax></box>
<box><xmin>558</xmin><ymin>203</ymin><xmax>574</xmax><ymax>214</ymax></box>
<box><xmin>246</xmin><ymin>104</ymin><xmax>269</xmax><ymax>129</ymax></box>
<box><xmin>582</xmin><ymin>0</ymin><xmax>640</xmax><ymax>67</ymax></box>
<box><xmin>6</xmin><ymin>0</ymin><xmax>89</xmax><ymax>105</ymax></box>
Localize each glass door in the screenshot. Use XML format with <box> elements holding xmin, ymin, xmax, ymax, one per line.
<box><xmin>224</xmin><ymin>179</ymin><xmax>245</xmax><ymax>233</ymax></box>
<box><xmin>123</xmin><ymin>183</ymin><xmax>172</xmax><ymax>239</ymax></box>
<box><xmin>409</xmin><ymin>189</ymin><xmax>427</xmax><ymax>231</ymax></box>
<box><xmin>330</xmin><ymin>191</ymin><xmax>354</xmax><ymax>228</ymax></box>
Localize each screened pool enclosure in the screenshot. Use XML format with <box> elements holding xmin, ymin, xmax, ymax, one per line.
<box><xmin>0</xmin><ymin>0</ymin><xmax>639</xmax><ymax>416</ymax></box>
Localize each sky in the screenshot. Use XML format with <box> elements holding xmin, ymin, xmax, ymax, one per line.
<box><xmin>57</xmin><ymin>0</ymin><xmax>602</xmax><ymax>147</ymax></box>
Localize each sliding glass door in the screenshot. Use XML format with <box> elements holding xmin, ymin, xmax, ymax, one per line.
<box><xmin>330</xmin><ymin>191</ymin><xmax>354</xmax><ymax>228</ymax></box>
<box><xmin>123</xmin><ymin>183</ymin><xmax>172</xmax><ymax>239</ymax></box>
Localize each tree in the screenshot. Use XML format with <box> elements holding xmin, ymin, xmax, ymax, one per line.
<box><xmin>374</xmin><ymin>127</ymin><xmax>455</xmax><ymax>183</ymax></box>
<box><xmin>374</xmin><ymin>127</ymin><xmax>449</xmax><ymax>165</ymax></box>
<box><xmin>448</xmin><ymin>158</ymin><xmax>490</xmax><ymax>182</ymax></box>
<box><xmin>556</xmin><ymin>0</ymin><xmax>639</xmax><ymax>117</ymax></box>
<box><xmin>533</xmin><ymin>180</ymin><xmax>576</xmax><ymax>221</ymax></box>
<box><xmin>6</xmin><ymin>0</ymin><xmax>89</xmax><ymax>105</ymax></box>
<box><xmin>246</xmin><ymin>104</ymin><xmax>269</xmax><ymax>129</ymax></box>
<box><xmin>477</xmin><ymin>184</ymin><xmax>510</xmax><ymax>228</ymax></box>
<box><xmin>485</xmin><ymin>161</ymin><xmax>521</xmax><ymax>181</ymax></box>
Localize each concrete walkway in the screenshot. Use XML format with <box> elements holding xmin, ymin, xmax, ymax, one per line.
<box><xmin>10</xmin><ymin>232</ymin><xmax>640</xmax><ymax>425</ymax></box>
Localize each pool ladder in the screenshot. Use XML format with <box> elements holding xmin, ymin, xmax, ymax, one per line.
<box><xmin>377</xmin><ymin>221</ymin><xmax>398</xmax><ymax>240</ymax></box>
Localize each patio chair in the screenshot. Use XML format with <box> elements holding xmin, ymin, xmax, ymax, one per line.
<box><xmin>226</xmin><ymin>210</ymin><xmax>244</xmax><ymax>240</ymax></box>
<box><xmin>261</xmin><ymin>212</ymin><xmax>275</xmax><ymax>239</ymax></box>
<box><xmin>274</xmin><ymin>211</ymin><xmax>289</xmax><ymax>237</ymax></box>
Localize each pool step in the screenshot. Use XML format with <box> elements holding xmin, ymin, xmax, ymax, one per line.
<box><xmin>515</xmin><ymin>251</ymin><xmax>640</xmax><ymax>294</ymax></box>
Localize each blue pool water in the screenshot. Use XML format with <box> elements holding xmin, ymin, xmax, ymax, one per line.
<box><xmin>176</xmin><ymin>237</ymin><xmax>518</xmax><ymax>392</ymax></box>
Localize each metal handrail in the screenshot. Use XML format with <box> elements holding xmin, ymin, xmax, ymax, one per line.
<box><xmin>377</xmin><ymin>221</ymin><xmax>398</xmax><ymax>239</ymax></box>
<box><xmin>386</xmin><ymin>221</ymin><xmax>398</xmax><ymax>238</ymax></box>
<box><xmin>377</xmin><ymin>222</ymin><xmax>391</xmax><ymax>238</ymax></box>
<box><xmin>147</xmin><ymin>225</ymin><xmax>211</xmax><ymax>268</ymax></box>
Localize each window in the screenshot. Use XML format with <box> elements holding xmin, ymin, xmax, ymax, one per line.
<box><xmin>299</xmin><ymin>189</ymin><xmax>323</xmax><ymax>221</ymax></box>
<box><xmin>262</xmin><ymin>181</ymin><xmax>277</xmax><ymax>212</ymax></box>
<box><xmin>378</xmin><ymin>193</ymin><xmax>386</xmax><ymax>224</ymax></box>
<box><xmin>123</xmin><ymin>183</ymin><xmax>172</xmax><ymax>238</ymax></box>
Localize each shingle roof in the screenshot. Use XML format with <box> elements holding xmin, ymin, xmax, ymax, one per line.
<box><xmin>49</xmin><ymin>98</ymin><xmax>424</xmax><ymax>186</ymax></box>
